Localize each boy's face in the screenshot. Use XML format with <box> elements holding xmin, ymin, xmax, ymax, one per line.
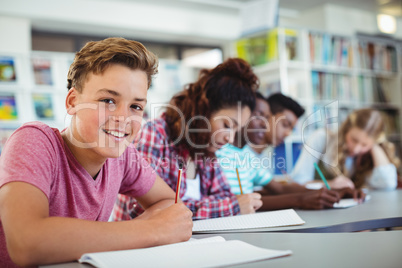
<box><xmin>67</xmin><ymin>64</ymin><xmax>148</xmax><ymax>160</ymax></box>
<box><xmin>244</xmin><ymin>98</ymin><xmax>270</xmax><ymax>146</ymax></box>
<box><xmin>265</xmin><ymin>109</ymin><xmax>298</xmax><ymax>147</ymax></box>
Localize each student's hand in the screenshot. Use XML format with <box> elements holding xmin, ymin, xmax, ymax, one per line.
<box><xmin>335</xmin><ymin>187</ymin><xmax>366</xmax><ymax>203</ymax></box>
<box><xmin>329</xmin><ymin>175</ymin><xmax>355</xmax><ymax>189</ymax></box>
<box><xmin>299</xmin><ymin>189</ymin><xmax>341</xmax><ymax>210</ymax></box>
<box><xmin>139</xmin><ymin>203</ymin><xmax>193</xmax><ymax>245</ymax></box>
<box><xmin>236</xmin><ymin>193</ymin><xmax>262</xmax><ymax>214</ymax></box>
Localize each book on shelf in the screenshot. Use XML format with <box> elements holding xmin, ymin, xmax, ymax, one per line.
<box><xmin>235</xmin><ymin>28</ymin><xmax>298</xmax><ymax>66</ymax></box>
<box><xmin>0</xmin><ymin>127</ymin><xmax>17</xmax><ymax>155</ymax></box>
<box><xmin>32</xmin><ymin>57</ymin><xmax>53</xmax><ymax>86</ymax></box>
<box><xmin>32</xmin><ymin>93</ymin><xmax>54</xmax><ymax>120</ymax></box>
<box><xmin>78</xmin><ymin>236</ymin><xmax>292</xmax><ymax>268</ymax></box>
<box><xmin>0</xmin><ymin>56</ymin><xmax>17</xmax><ymax>82</ymax></box>
<box><xmin>309</xmin><ymin>33</ymin><xmax>353</xmax><ymax>67</ymax></box>
<box><xmin>0</xmin><ymin>93</ymin><xmax>18</xmax><ymax>120</ymax></box>
<box><xmin>358</xmin><ymin>41</ymin><xmax>398</xmax><ymax>72</ymax></box>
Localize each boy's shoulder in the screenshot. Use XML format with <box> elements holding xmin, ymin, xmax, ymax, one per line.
<box><xmin>15</xmin><ymin>121</ymin><xmax>60</xmax><ymax>139</ymax></box>
<box><xmin>7</xmin><ymin>121</ymin><xmax>63</xmax><ymax>155</ymax></box>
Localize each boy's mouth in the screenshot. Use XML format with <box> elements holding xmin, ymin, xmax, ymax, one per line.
<box><xmin>103</xmin><ymin>129</ymin><xmax>128</xmax><ymax>138</ymax></box>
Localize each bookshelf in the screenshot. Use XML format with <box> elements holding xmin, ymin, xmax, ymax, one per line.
<box><xmin>235</xmin><ymin>27</ymin><xmax>402</xmax><ymax>174</ymax></box>
<box><xmin>0</xmin><ymin>51</ymin><xmax>198</xmax><ymax>154</ymax></box>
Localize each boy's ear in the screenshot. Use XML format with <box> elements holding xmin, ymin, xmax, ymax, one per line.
<box><xmin>65</xmin><ymin>87</ymin><xmax>78</xmax><ymax>115</ymax></box>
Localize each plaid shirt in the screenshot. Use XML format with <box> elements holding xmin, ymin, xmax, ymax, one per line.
<box><xmin>112</xmin><ymin>117</ymin><xmax>240</xmax><ymax>220</ymax></box>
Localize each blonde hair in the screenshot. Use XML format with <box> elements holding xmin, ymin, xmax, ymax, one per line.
<box><xmin>67</xmin><ymin>37</ymin><xmax>158</xmax><ymax>92</ymax></box>
<box><xmin>335</xmin><ymin>108</ymin><xmax>400</xmax><ymax>188</ymax></box>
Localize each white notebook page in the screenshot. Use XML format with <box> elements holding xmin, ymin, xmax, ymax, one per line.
<box><xmin>79</xmin><ymin>236</ymin><xmax>292</xmax><ymax>268</ymax></box>
<box><xmin>333</xmin><ymin>195</ymin><xmax>371</xmax><ymax>208</ymax></box>
<box><xmin>193</xmin><ymin>209</ymin><xmax>305</xmax><ymax>232</ymax></box>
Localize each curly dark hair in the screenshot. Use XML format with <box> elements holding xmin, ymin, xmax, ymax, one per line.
<box><xmin>165</xmin><ymin>58</ymin><xmax>258</xmax><ymax>158</ymax></box>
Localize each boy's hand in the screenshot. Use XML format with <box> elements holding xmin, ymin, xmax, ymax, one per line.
<box><xmin>335</xmin><ymin>187</ymin><xmax>366</xmax><ymax>202</ymax></box>
<box><xmin>299</xmin><ymin>188</ymin><xmax>341</xmax><ymax>210</ymax></box>
<box><xmin>236</xmin><ymin>193</ymin><xmax>262</xmax><ymax>214</ymax></box>
<box><xmin>140</xmin><ymin>203</ymin><xmax>193</xmax><ymax>245</ymax></box>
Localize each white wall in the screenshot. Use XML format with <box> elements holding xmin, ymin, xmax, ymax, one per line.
<box><xmin>281</xmin><ymin>4</ymin><xmax>402</xmax><ymax>38</ymax></box>
<box><xmin>0</xmin><ymin>16</ymin><xmax>31</xmax><ymax>54</ymax></box>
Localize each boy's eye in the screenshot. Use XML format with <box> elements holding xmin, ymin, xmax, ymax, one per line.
<box><xmin>100</xmin><ymin>99</ymin><xmax>114</xmax><ymax>104</ymax></box>
<box><xmin>131</xmin><ymin>104</ymin><xmax>143</xmax><ymax>111</ymax></box>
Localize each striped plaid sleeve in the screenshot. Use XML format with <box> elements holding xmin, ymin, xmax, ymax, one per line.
<box><xmin>185</xmin><ymin>165</ymin><xmax>240</xmax><ymax>220</ymax></box>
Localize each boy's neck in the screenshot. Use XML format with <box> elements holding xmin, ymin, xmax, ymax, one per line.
<box><xmin>61</xmin><ymin>129</ymin><xmax>105</xmax><ymax>179</ymax></box>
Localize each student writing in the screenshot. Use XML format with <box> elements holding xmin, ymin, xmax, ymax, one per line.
<box><xmin>217</xmin><ymin>93</ymin><xmax>365</xmax><ymax>210</ymax></box>
<box><xmin>112</xmin><ymin>58</ymin><xmax>263</xmax><ymax>220</ymax></box>
<box><xmin>0</xmin><ymin>37</ymin><xmax>193</xmax><ymax>267</ymax></box>
<box><xmin>291</xmin><ymin>108</ymin><xmax>400</xmax><ymax>190</ymax></box>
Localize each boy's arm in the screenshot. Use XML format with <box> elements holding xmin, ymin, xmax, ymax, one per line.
<box><xmin>262</xmin><ymin>180</ymin><xmax>308</xmax><ymax>195</ymax></box>
<box><xmin>259</xmin><ymin>188</ymin><xmax>341</xmax><ymax>211</ymax></box>
<box><xmin>134</xmin><ymin>175</ymin><xmax>183</xmax><ymax>218</ymax></box>
<box><xmin>0</xmin><ymin>181</ymin><xmax>192</xmax><ymax>267</ymax></box>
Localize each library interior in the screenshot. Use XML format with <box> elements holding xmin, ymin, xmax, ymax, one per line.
<box><xmin>0</xmin><ymin>0</ymin><xmax>402</xmax><ymax>267</ymax></box>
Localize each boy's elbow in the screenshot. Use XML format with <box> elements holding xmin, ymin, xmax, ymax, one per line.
<box><xmin>7</xmin><ymin>234</ymin><xmax>43</xmax><ymax>266</ymax></box>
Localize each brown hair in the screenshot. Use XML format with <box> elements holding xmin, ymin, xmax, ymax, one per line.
<box><xmin>336</xmin><ymin>108</ymin><xmax>400</xmax><ymax>188</ymax></box>
<box><xmin>165</xmin><ymin>58</ymin><xmax>258</xmax><ymax>158</ymax></box>
<box><xmin>67</xmin><ymin>37</ymin><xmax>158</xmax><ymax>92</ymax></box>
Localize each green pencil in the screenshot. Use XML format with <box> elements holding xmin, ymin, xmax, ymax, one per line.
<box><xmin>314</xmin><ymin>162</ymin><xmax>331</xmax><ymax>190</ymax></box>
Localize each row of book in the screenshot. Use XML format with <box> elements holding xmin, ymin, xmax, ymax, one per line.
<box><xmin>0</xmin><ymin>56</ymin><xmax>55</xmax><ymax>85</ymax></box>
<box><xmin>309</xmin><ymin>32</ymin><xmax>353</xmax><ymax>67</ymax></box>
<box><xmin>0</xmin><ymin>93</ymin><xmax>55</xmax><ymax>121</ymax></box>
<box><xmin>357</xmin><ymin>41</ymin><xmax>398</xmax><ymax>72</ymax></box>
<box><xmin>311</xmin><ymin>71</ymin><xmax>392</xmax><ymax>103</ymax></box>
<box><xmin>311</xmin><ymin>71</ymin><xmax>357</xmax><ymax>100</ymax></box>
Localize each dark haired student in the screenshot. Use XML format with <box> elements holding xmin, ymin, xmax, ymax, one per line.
<box><xmin>112</xmin><ymin>58</ymin><xmax>263</xmax><ymax>220</ymax></box>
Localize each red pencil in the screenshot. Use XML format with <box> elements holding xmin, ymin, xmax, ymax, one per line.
<box><xmin>175</xmin><ymin>168</ymin><xmax>183</xmax><ymax>203</ymax></box>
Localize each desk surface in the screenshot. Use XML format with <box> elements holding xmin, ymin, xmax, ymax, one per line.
<box><xmin>42</xmin><ymin>231</ymin><xmax>402</xmax><ymax>268</ymax></box>
<box><xmin>195</xmin><ymin>231</ymin><xmax>402</xmax><ymax>268</ymax></box>
<box><xmin>196</xmin><ymin>189</ymin><xmax>402</xmax><ymax>233</ymax></box>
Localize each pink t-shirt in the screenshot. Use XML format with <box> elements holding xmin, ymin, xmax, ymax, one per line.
<box><xmin>0</xmin><ymin>122</ymin><xmax>156</xmax><ymax>267</ymax></box>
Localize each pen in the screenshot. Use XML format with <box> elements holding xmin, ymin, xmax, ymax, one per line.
<box><xmin>175</xmin><ymin>164</ymin><xmax>183</xmax><ymax>203</ymax></box>
<box><xmin>236</xmin><ymin>168</ymin><xmax>243</xmax><ymax>195</ymax></box>
<box><xmin>314</xmin><ymin>162</ymin><xmax>331</xmax><ymax>190</ymax></box>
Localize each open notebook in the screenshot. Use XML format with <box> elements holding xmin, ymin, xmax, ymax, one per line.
<box><xmin>333</xmin><ymin>195</ymin><xmax>371</xmax><ymax>208</ymax></box>
<box><xmin>193</xmin><ymin>209</ymin><xmax>305</xmax><ymax>233</ymax></box>
<box><xmin>78</xmin><ymin>236</ymin><xmax>292</xmax><ymax>268</ymax></box>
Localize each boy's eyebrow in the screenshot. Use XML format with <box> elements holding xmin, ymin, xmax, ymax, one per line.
<box><xmin>97</xmin><ymin>88</ymin><xmax>147</xmax><ymax>103</ymax></box>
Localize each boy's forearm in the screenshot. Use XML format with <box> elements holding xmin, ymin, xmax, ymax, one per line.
<box><xmin>7</xmin><ymin>216</ymin><xmax>160</xmax><ymax>266</ymax></box>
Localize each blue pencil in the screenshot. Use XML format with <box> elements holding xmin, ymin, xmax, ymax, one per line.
<box><xmin>314</xmin><ymin>162</ymin><xmax>331</xmax><ymax>190</ymax></box>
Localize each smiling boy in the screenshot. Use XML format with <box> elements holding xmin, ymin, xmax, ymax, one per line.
<box><xmin>0</xmin><ymin>37</ymin><xmax>192</xmax><ymax>267</ymax></box>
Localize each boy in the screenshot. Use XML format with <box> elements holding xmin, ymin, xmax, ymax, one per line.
<box><xmin>0</xmin><ymin>37</ymin><xmax>192</xmax><ymax>267</ymax></box>
<box><xmin>217</xmin><ymin>93</ymin><xmax>365</xmax><ymax>210</ymax></box>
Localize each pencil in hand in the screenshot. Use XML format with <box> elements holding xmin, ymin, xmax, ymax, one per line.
<box><xmin>175</xmin><ymin>164</ymin><xmax>183</xmax><ymax>203</ymax></box>
<box><xmin>236</xmin><ymin>168</ymin><xmax>243</xmax><ymax>195</ymax></box>
<box><xmin>314</xmin><ymin>162</ymin><xmax>331</xmax><ymax>190</ymax></box>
